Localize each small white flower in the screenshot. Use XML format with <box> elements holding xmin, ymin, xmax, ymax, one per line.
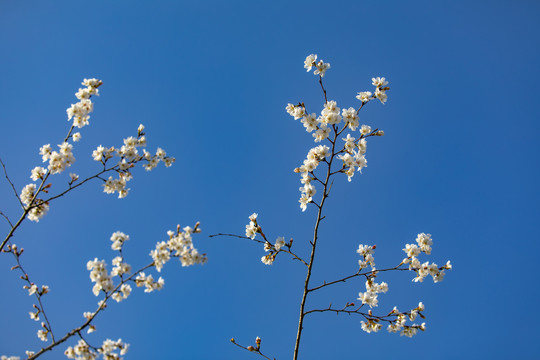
<box><xmin>30</xmin><ymin>167</ymin><xmax>46</xmax><ymax>181</ymax></box>
<box><xmin>29</xmin><ymin>311</ymin><xmax>40</xmax><ymax>321</ymax></box>
<box><xmin>372</xmin><ymin>77</ymin><xmax>388</xmax><ymax>88</ymax></box>
<box><xmin>274</xmin><ymin>237</ymin><xmax>285</xmax><ymax>250</ymax></box>
<box><xmin>356</xmin><ymin>91</ymin><xmax>372</xmax><ymax>103</ymax></box>
<box><xmin>261</xmin><ymin>254</ymin><xmax>274</xmax><ymax>265</ymax></box>
<box><xmin>314</xmin><ymin>60</ymin><xmax>330</xmax><ymax>77</ymax></box>
<box><xmin>304</xmin><ymin>54</ymin><xmax>317</xmax><ymax>72</ymax></box>
<box><xmin>37</xmin><ymin>329</ymin><xmax>48</xmax><ymax>342</ymax></box>
<box><xmin>27</xmin><ymin>284</ymin><xmax>38</xmax><ymax>296</ymax></box>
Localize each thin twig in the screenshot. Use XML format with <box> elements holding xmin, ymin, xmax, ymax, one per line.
<box><xmin>230</xmin><ymin>339</ymin><xmax>275</xmax><ymax>360</ymax></box>
<box><xmin>39</xmin><ymin>167</ymin><xmax>116</xmax><ymax>205</ymax></box>
<box><xmin>319</xmin><ymin>76</ymin><xmax>328</xmax><ymax>104</ymax></box>
<box><xmin>0</xmin><ymin>210</ymin><xmax>13</xmax><ymax>228</ymax></box>
<box><xmin>0</xmin><ymin>157</ymin><xmax>24</xmax><ymax>208</ymax></box>
<box><xmin>308</xmin><ymin>265</ymin><xmax>409</xmax><ymax>293</ymax></box>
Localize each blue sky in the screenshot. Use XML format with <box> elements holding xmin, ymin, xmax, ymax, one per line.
<box><xmin>1</xmin><ymin>0</ymin><xmax>539</xmax><ymax>359</ymax></box>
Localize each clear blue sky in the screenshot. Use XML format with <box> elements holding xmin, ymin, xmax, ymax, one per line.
<box><xmin>1</xmin><ymin>1</ymin><xmax>539</xmax><ymax>359</ymax></box>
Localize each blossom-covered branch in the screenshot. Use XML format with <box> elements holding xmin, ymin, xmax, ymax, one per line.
<box><xmin>0</xmin><ymin>80</ymin><xmax>174</xmax><ymax>253</ymax></box>
<box><xmin>0</xmin><ymin>79</ymin><xmax>204</xmax><ymax>360</ymax></box>
<box><xmin>7</xmin><ymin>224</ymin><xmax>206</xmax><ymax>360</ymax></box>
<box><xmin>216</xmin><ymin>54</ymin><xmax>452</xmax><ymax>359</ymax></box>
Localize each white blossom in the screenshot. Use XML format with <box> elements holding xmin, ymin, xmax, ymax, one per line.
<box><xmin>314</xmin><ymin>59</ymin><xmax>330</xmax><ymax>77</ymax></box>
<box><xmin>304</xmin><ymin>54</ymin><xmax>317</xmax><ymax>72</ymax></box>
<box><xmin>30</xmin><ymin>166</ymin><xmax>46</xmax><ymax>181</ymax></box>
<box><xmin>356</xmin><ymin>91</ymin><xmax>372</xmax><ymax>103</ymax></box>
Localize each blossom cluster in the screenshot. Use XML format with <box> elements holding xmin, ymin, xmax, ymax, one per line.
<box><xmin>303</xmin><ymin>54</ymin><xmax>330</xmax><ymax>77</ymax></box>
<box><xmin>402</xmin><ymin>233</ymin><xmax>452</xmax><ymax>283</ymax></box>
<box><xmin>355</xmin><ymin>77</ymin><xmax>390</xmax><ymax>105</ymax></box>
<box><xmin>39</xmin><ymin>141</ymin><xmax>75</xmax><ymax>175</ymax></box>
<box><xmin>66</xmin><ymin>78</ymin><xmax>102</xmax><ymax>128</ymax></box>
<box><xmin>338</xmin><ymin>134</ymin><xmax>368</xmax><ymax>182</ymax></box>
<box><xmin>20</xmin><ymin>183</ymin><xmax>49</xmax><ymax>222</ymax></box>
<box><xmin>20</xmin><ymin>80</ymin><xmax>175</xmax><ymax>226</ymax></box>
<box><xmin>357</xmin><ymin>244</ymin><xmax>376</xmax><ymax>270</ymax></box>
<box><xmin>360</xmin><ymin>302</ymin><xmax>427</xmax><ymax>337</ymax></box>
<box><xmin>95</xmin><ymin>124</ymin><xmax>176</xmax><ymax>199</ymax></box>
<box><xmin>245</xmin><ymin>213</ymin><xmax>259</xmax><ymax>239</ymax></box>
<box><xmin>286</xmin><ymin>54</ymin><xmax>389</xmax><ymax>211</ymax></box>
<box><xmin>293</xmin><ymin>145</ymin><xmax>329</xmax><ymax>211</ymax></box>
<box><xmin>64</xmin><ymin>338</ymin><xmax>128</xmax><ymax>360</ymax></box>
<box><xmin>244</xmin><ymin>214</ymin><xmax>290</xmax><ymax>265</ymax></box>
<box><xmin>87</xmin><ymin>225</ymin><xmax>205</xmax><ymax>302</ymax></box>
<box><xmin>149</xmin><ymin>223</ymin><xmax>207</xmax><ymax>272</ymax></box>
<box><xmin>87</xmin><ymin>258</ymin><xmax>115</xmax><ymax>297</ymax></box>
<box><xmin>356</xmin><ymin>245</ymin><xmax>387</xmax><ymax>308</ymax></box>
<box><xmin>261</xmin><ymin>236</ymin><xmax>286</xmax><ymax>265</ymax></box>
<box><xmin>355</xmin><ymin>233</ymin><xmax>451</xmax><ymax>337</ymax></box>
<box><xmin>20</xmin><ymin>79</ymin><xmax>101</xmax><ymax>222</ymax></box>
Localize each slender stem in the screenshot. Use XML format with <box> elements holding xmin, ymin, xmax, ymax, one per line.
<box><xmin>293</xmin><ymin>126</ymin><xmax>338</xmax><ymax>360</ymax></box>
<box><xmin>309</xmin><ymin>265</ymin><xmax>409</xmax><ymax>293</ymax></box>
<box><xmin>318</xmin><ymin>76</ymin><xmax>328</xmax><ymax>104</ymax></box>
<box><xmin>0</xmin><ymin>157</ymin><xmax>24</xmax><ymax>208</ymax></box>
<box><xmin>40</xmin><ymin>167</ymin><xmax>116</xmax><ymax>204</ymax></box>
<box><xmin>0</xmin><ymin>210</ymin><xmax>13</xmax><ymax>227</ymax></box>
<box><xmin>303</xmin><ymin>306</ymin><xmax>394</xmax><ymax>323</ymax></box>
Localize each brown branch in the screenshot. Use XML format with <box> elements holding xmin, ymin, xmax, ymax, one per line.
<box><xmin>293</xmin><ymin>122</ymin><xmax>339</xmax><ymax>360</ymax></box>
<box><xmin>308</xmin><ymin>265</ymin><xmax>410</xmax><ymax>293</ymax></box>
<box><xmin>303</xmin><ymin>304</ymin><xmax>397</xmax><ymax>323</ymax></box>
<box><xmin>39</xmin><ymin>166</ymin><xmax>117</xmax><ymax>205</ymax></box>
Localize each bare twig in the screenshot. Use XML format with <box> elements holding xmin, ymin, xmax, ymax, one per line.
<box><xmin>319</xmin><ymin>76</ymin><xmax>328</xmax><ymax>104</ymax></box>
<box><xmin>230</xmin><ymin>338</ymin><xmax>275</xmax><ymax>360</ymax></box>
<box><xmin>0</xmin><ymin>210</ymin><xmax>14</xmax><ymax>228</ymax></box>
<box><xmin>40</xmin><ymin>167</ymin><xmax>117</xmax><ymax>205</ymax></box>
<box><xmin>308</xmin><ymin>265</ymin><xmax>409</xmax><ymax>293</ymax></box>
<box><xmin>0</xmin><ymin>157</ymin><xmax>24</xmax><ymax>208</ymax></box>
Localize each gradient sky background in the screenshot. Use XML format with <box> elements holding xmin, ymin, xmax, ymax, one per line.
<box><xmin>1</xmin><ymin>1</ymin><xmax>539</xmax><ymax>359</ymax></box>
